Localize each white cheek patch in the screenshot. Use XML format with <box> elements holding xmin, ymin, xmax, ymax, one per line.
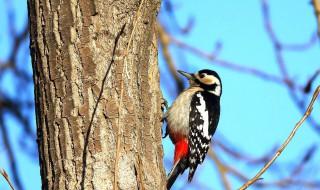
<box><xmin>200</xmin><ymin>75</ymin><xmax>220</xmax><ymax>85</ymax></box>
<box><xmin>198</xmin><ymin>75</ymin><xmax>221</xmax><ymax>96</ymax></box>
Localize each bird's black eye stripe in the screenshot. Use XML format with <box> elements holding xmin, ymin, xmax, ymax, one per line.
<box><xmin>199</xmin><ymin>73</ymin><xmax>205</xmax><ymax>78</ymax></box>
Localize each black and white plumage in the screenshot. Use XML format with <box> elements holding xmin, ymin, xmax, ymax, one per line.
<box><xmin>165</xmin><ymin>69</ymin><xmax>222</xmax><ymax>189</ymax></box>
<box><xmin>188</xmin><ymin>90</ymin><xmax>220</xmax><ymax>181</ymax></box>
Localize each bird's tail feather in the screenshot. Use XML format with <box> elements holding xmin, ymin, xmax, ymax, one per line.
<box><xmin>187</xmin><ymin>164</ymin><xmax>198</xmax><ymax>182</ymax></box>
<box><xmin>167</xmin><ymin>158</ymin><xmax>188</xmax><ymax>189</ymax></box>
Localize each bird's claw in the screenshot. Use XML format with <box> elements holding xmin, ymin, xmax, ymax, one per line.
<box><xmin>161</xmin><ymin>98</ymin><xmax>169</xmax><ymax>138</ymax></box>
<box><xmin>161</xmin><ymin>98</ymin><xmax>169</xmax><ymax>112</ymax></box>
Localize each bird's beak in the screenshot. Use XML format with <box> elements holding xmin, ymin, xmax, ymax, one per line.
<box><xmin>177</xmin><ymin>70</ymin><xmax>194</xmax><ymax>80</ymax></box>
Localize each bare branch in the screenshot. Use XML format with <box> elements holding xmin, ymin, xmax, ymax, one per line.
<box><xmin>239</xmin><ymin>85</ymin><xmax>320</xmax><ymax>190</ymax></box>
<box><xmin>281</xmin><ymin>33</ymin><xmax>318</xmax><ymax>51</ymax></box>
<box><xmin>261</xmin><ymin>0</ymin><xmax>290</xmax><ymax>80</ymax></box>
<box><xmin>80</xmin><ymin>24</ymin><xmax>126</xmax><ymax>190</ymax></box>
<box><xmin>208</xmin><ymin>150</ymin><xmax>231</xmax><ymax>190</ymax></box>
<box><xmin>0</xmin><ymin>169</ymin><xmax>15</xmax><ymax>190</ymax></box>
<box><xmin>207</xmin><ymin>149</ymin><xmax>251</xmax><ymax>183</ymax></box>
<box><xmin>304</xmin><ymin>69</ymin><xmax>320</xmax><ymax>93</ymax></box>
<box><xmin>157</xmin><ymin>24</ymin><xmax>185</xmax><ymax>93</ymax></box>
<box><xmin>214</xmin><ymin>140</ymin><xmax>276</xmax><ymax>165</ymax></box>
<box><xmin>168</xmin><ymin>32</ymin><xmax>287</xmax><ymax>85</ymax></box>
<box><xmin>261</xmin><ymin>0</ymin><xmax>320</xmax><ymax>134</ymax></box>
<box><xmin>0</xmin><ymin>118</ymin><xmax>23</xmax><ymax>190</ymax></box>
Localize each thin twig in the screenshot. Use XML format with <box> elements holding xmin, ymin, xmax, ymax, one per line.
<box><xmin>207</xmin><ymin>149</ymin><xmax>251</xmax><ymax>184</ymax></box>
<box><xmin>261</xmin><ymin>0</ymin><xmax>289</xmax><ymax>79</ymax></box>
<box><xmin>162</xmin><ymin>0</ymin><xmax>195</xmax><ymax>34</ymax></box>
<box><xmin>114</xmin><ymin>0</ymin><xmax>145</xmax><ymax>189</ymax></box>
<box><xmin>1</xmin><ymin>169</ymin><xmax>15</xmax><ymax>190</ymax></box>
<box><xmin>0</xmin><ymin>118</ymin><xmax>23</xmax><ymax>190</ymax></box>
<box><xmin>261</xmin><ymin>178</ymin><xmax>320</xmax><ymax>189</ymax></box>
<box><xmin>304</xmin><ymin>69</ymin><xmax>320</xmax><ymax>93</ymax></box>
<box><xmin>168</xmin><ymin>32</ymin><xmax>287</xmax><ymax>85</ymax></box>
<box><xmin>239</xmin><ymin>85</ymin><xmax>320</xmax><ymax>190</ymax></box>
<box><xmin>125</xmin><ymin>0</ymin><xmax>145</xmax><ymax>55</ymax></box>
<box><xmin>214</xmin><ymin>140</ymin><xmax>276</xmax><ymax>164</ymax></box>
<box><xmin>290</xmin><ymin>145</ymin><xmax>317</xmax><ymax>176</ymax></box>
<box><xmin>281</xmin><ymin>33</ymin><xmax>317</xmax><ymax>51</ymax></box>
<box><xmin>157</xmin><ymin>24</ymin><xmax>185</xmax><ymax>93</ymax></box>
<box><xmin>160</xmin><ymin>22</ymin><xmax>316</xmax><ymax>96</ymax></box>
<box><xmin>261</xmin><ymin>0</ymin><xmax>320</xmax><ymax>135</ymax></box>
<box><xmin>113</xmin><ymin>54</ymin><xmax>126</xmax><ymax>190</ymax></box>
<box><xmin>208</xmin><ymin>149</ymin><xmax>231</xmax><ymax>190</ymax></box>
<box><xmin>80</xmin><ymin>24</ymin><xmax>126</xmax><ymax>190</ymax></box>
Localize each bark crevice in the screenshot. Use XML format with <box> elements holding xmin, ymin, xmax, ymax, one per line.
<box><xmin>28</xmin><ymin>0</ymin><xmax>165</xmax><ymax>189</ymax></box>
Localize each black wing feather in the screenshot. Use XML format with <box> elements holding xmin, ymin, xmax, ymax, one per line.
<box><xmin>188</xmin><ymin>91</ymin><xmax>220</xmax><ymax>182</ymax></box>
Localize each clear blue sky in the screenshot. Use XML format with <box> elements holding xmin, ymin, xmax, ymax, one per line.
<box><xmin>0</xmin><ymin>0</ymin><xmax>320</xmax><ymax>190</ymax></box>
<box><xmin>159</xmin><ymin>0</ymin><xmax>320</xmax><ymax>189</ymax></box>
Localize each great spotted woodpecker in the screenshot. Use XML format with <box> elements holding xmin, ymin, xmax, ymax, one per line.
<box><xmin>164</xmin><ymin>69</ymin><xmax>222</xmax><ymax>189</ymax></box>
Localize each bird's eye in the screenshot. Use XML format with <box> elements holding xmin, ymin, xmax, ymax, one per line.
<box><xmin>199</xmin><ymin>73</ymin><xmax>206</xmax><ymax>78</ymax></box>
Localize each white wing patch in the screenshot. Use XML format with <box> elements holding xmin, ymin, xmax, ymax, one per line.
<box><xmin>196</xmin><ymin>93</ymin><xmax>209</xmax><ymax>138</ymax></box>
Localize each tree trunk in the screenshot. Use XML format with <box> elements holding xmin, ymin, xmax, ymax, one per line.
<box><xmin>28</xmin><ymin>0</ymin><xmax>166</xmax><ymax>189</ymax></box>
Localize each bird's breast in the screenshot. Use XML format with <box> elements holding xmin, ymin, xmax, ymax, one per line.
<box><xmin>166</xmin><ymin>87</ymin><xmax>203</xmax><ymax>142</ymax></box>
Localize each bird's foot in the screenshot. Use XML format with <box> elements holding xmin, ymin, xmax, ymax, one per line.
<box><xmin>161</xmin><ymin>98</ymin><xmax>169</xmax><ymax>113</ymax></box>
<box><xmin>161</xmin><ymin>98</ymin><xmax>169</xmax><ymax>138</ymax></box>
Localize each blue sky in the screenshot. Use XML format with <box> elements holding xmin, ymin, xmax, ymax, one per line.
<box><xmin>159</xmin><ymin>0</ymin><xmax>320</xmax><ymax>189</ymax></box>
<box><xmin>0</xmin><ymin>0</ymin><xmax>320</xmax><ymax>190</ymax></box>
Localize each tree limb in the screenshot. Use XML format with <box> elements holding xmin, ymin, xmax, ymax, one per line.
<box><xmin>0</xmin><ymin>169</ymin><xmax>15</xmax><ymax>190</ymax></box>
<box><xmin>239</xmin><ymin>85</ymin><xmax>320</xmax><ymax>190</ymax></box>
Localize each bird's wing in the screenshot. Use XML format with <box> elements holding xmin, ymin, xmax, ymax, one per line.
<box><xmin>188</xmin><ymin>92</ymin><xmax>213</xmax><ymax>182</ymax></box>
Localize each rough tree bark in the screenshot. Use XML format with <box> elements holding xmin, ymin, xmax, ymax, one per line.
<box><xmin>28</xmin><ymin>0</ymin><xmax>166</xmax><ymax>189</ymax></box>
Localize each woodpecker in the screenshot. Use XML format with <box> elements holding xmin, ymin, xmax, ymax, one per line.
<box><xmin>164</xmin><ymin>69</ymin><xmax>222</xmax><ymax>189</ymax></box>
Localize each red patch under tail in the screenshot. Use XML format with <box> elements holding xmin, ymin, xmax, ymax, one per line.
<box><xmin>174</xmin><ymin>139</ymin><xmax>189</xmax><ymax>164</ymax></box>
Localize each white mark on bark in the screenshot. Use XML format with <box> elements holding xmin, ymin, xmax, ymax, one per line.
<box><xmin>53</xmin><ymin>10</ymin><xmax>62</xmax><ymax>48</ymax></box>
<box><xmin>92</xmin><ymin>158</ymin><xmax>112</xmax><ymax>190</ymax></box>
<box><xmin>118</xmin><ymin>153</ymin><xmax>138</xmax><ymax>189</ymax></box>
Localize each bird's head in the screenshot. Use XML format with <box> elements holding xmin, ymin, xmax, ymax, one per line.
<box><xmin>178</xmin><ymin>69</ymin><xmax>222</xmax><ymax>96</ymax></box>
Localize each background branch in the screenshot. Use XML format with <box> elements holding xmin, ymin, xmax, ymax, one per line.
<box><xmin>239</xmin><ymin>85</ymin><xmax>320</xmax><ymax>190</ymax></box>
<box><xmin>0</xmin><ymin>169</ymin><xmax>15</xmax><ymax>190</ymax></box>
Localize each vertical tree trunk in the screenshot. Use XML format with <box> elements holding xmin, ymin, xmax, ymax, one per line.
<box><xmin>28</xmin><ymin>0</ymin><xmax>166</xmax><ymax>189</ymax></box>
